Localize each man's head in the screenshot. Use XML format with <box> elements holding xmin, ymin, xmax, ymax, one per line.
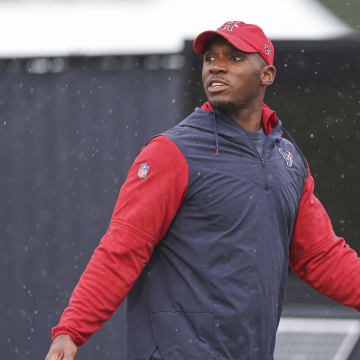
<box><xmin>193</xmin><ymin>21</ymin><xmax>276</xmax><ymax>115</ymax></box>
<box><xmin>194</xmin><ymin>21</ymin><xmax>274</xmax><ymax>66</ymax></box>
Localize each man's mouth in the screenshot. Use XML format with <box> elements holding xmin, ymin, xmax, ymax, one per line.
<box><xmin>207</xmin><ymin>79</ymin><xmax>230</xmax><ymax>93</ymax></box>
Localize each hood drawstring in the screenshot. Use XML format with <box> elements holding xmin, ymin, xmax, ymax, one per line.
<box><xmin>213</xmin><ymin>112</ymin><xmax>219</xmax><ymax>157</ymax></box>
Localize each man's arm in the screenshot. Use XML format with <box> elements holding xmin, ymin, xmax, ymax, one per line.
<box><xmin>45</xmin><ymin>136</ymin><xmax>188</xmax><ymax>359</ymax></box>
<box><xmin>289</xmin><ymin>167</ymin><xmax>360</xmax><ymax>310</ymax></box>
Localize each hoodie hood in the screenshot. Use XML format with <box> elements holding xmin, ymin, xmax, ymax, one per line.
<box><xmin>177</xmin><ymin>102</ymin><xmax>282</xmax><ymax>157</ymax></box>
<box><xmin>201</xmin><ymin>101</ymin><xmax>279</xmax><ymax>135</ymax></box>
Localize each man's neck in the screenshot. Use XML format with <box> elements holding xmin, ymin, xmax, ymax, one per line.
<box><xmin>229</xmin><ymin>105</ymin><xmax>262</xmax><ymax>131</ymax></box>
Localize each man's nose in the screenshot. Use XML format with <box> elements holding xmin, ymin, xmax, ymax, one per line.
<box><xmin>209</xmin><ymin>60</ymin><xmax>227</xmax><ymax>74</ymax></box>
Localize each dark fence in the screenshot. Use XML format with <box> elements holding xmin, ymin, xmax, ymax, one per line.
<box><xmin>0</xmin><ymin>55</ymin><xmax>184</xmax><ymax>360</ymax></box>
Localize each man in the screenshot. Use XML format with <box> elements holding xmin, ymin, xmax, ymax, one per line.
<box><xmin>45</xmin><ymin>21</ymin><xmax>360</xmax><ymax>360</ymax></box>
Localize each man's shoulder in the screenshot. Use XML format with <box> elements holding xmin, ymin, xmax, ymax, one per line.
<box><xmin>163</xmin><ymin>107</ymin><xmax>213</xmax><ymax>138</ymax></box>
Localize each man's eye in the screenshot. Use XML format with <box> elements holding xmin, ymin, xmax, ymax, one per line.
<box><xmin>231</xmin><ymin>55</ymin><xmax>243</xmax><ymax>61</ymax></box>
<box><xmin>204</xmin><ymin>55</ymin><xmax>214</xmax><ymax>62</ymax></box>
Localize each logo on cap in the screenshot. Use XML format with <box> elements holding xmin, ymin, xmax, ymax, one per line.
<box><xmin>218</xmin><ymin>21</ymin><xmax>240</xmax><ymax>32</ymax></box>
<box><xmin>265</xmin><ymin>44</ymin><xmax>271</xmax><ymax>55</ymax></box>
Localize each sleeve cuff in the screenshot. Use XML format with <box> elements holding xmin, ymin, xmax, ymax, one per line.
<box><xmin>51</xmin><ymin>326</ymin><xmax>87</xmax><ymax>346</ymax></box>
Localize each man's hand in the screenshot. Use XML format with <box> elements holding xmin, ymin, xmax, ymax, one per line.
<box><xmin>45</xmin><ymin>334</ymin><xmax>78</xmax><ymax>360</ymax></box>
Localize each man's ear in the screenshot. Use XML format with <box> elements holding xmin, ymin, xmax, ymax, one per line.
<box><xmin>261</xmin><ymin>65</ymin><xmax>276</xmax><ymax>86</ymax></box>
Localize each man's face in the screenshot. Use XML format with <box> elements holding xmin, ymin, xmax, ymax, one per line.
<box><xmin>202</xmin><ymin>36</ymin><xmax>267</xmax><ymax>112</ymax></box>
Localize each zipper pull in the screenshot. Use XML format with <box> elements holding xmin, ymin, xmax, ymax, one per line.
<box><xmin>261</xmin><ymin>158</ymin><xmax>265</xmax><ymax>167</ymax></box>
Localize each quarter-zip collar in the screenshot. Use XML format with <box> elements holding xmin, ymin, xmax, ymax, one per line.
<box><xmin>201</xmin><ymin>101</ymin><xmax>279</xmax><ymax>135</ymax></box>
<box><xmin>179</xmin><ymin>102</ymin><xmax>282</xmax><ymax>157</ymax></box>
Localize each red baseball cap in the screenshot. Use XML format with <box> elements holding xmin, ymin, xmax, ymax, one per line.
<box><xmin>193</xmin><ymin>21</ymin><xmax>274</xmax><ymax>65</ymax></box>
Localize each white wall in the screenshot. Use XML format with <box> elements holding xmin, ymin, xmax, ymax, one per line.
<box><xmin>0</xmin><ymin>0</ymin><xmax>353</xmax><ymax>58</ymax></box>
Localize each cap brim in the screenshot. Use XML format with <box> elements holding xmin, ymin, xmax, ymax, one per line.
<box><xmin>193</xmin><ymin>30</ymin><xmax>257</xmax><ymax>55</ymax></box>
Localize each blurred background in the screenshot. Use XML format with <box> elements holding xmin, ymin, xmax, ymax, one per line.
<box><xmin>1</xmin><ymin>0</ymin><xmax>360</xmax><ymax>359</ymax></box>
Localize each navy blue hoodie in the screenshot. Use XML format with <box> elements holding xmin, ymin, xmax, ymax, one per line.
<box><xmin>126</xmin><ymin>106</ymin><xmax>307</xmax><ymax>360</ymax></box>
<box><xmin>53</xmin><ymin>105</ymin><xmax>360</xmax><ymax>360</ymax></box>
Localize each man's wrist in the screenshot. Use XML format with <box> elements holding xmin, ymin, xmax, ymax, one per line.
<box><xmin>53</xmin><ymin>333</ymin><xmax>75</xmax><ymax>343</ymax></box>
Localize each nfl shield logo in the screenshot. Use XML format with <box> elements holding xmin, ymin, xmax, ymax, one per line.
<box><xmin>137</xmin><ymin>163</ymin><xmax>150</xmax><ymax>178</ymax></box>
<box><xmin>265</xmin><ymin>43</ymin><xmax>271</xmax><ymax>55</ymax></box>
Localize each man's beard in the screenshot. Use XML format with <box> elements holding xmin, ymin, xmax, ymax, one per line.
<box><xmin>209</xmin><ymin>100</ymin><xmax>245</xmax><ymax>117</ymax></box>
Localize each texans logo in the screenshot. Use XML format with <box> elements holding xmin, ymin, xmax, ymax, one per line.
<box><xmin>278</xmin><ymin>148</ymin><xmax>294</xmax><ymax>168</ymax></box>
<box><xmin>218</xmin><ymin>21</ymin><xmax>240</xmax><ymax>32</ymax></box>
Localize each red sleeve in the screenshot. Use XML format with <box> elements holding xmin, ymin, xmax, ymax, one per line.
<box><xmin>290</xmin><ymin>167</ymin><xmax>360</xmax><ymax>310</ymax></box>
<box><xmin>51</xmin><ymin>136</ymin><xmax>188</xmax><ymax>345</ymax></box>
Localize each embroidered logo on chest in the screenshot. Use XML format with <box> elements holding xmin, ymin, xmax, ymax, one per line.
<box><xmin>278</xmin><ymin>148</ymin><xmax>294</xmax><ymax>167</ymax></box>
